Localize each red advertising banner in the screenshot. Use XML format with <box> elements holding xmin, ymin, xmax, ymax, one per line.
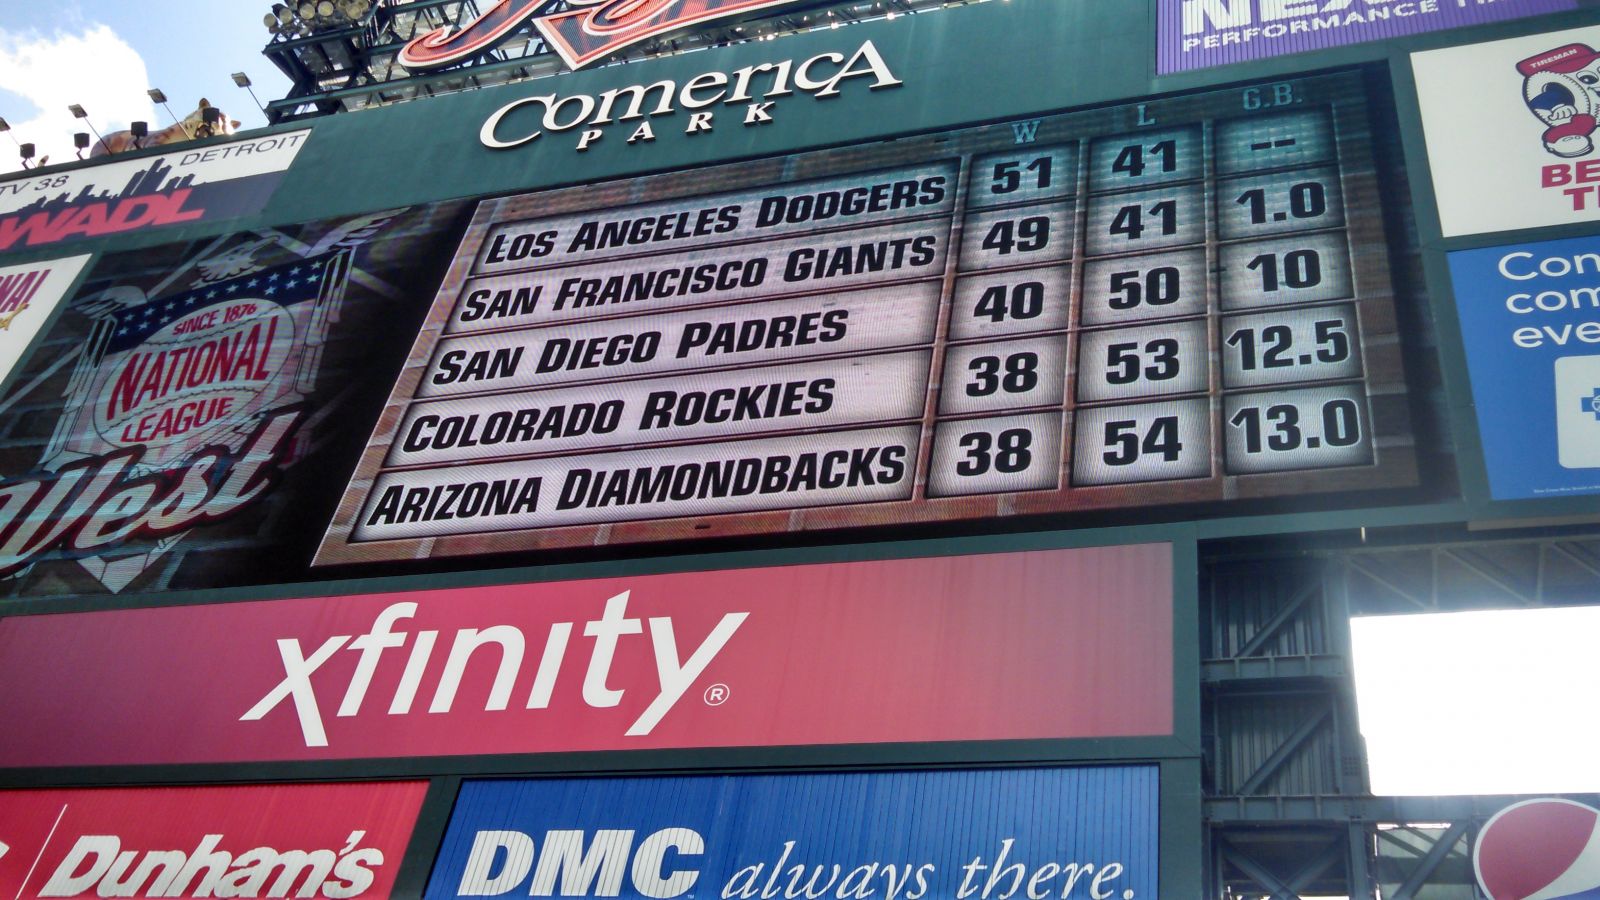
<box><xmin>0</xmin><ymin>782</ymin><xmax>427</xmax><ymax>900</ymax></box>
<box><xmin>0</xmin><ymin>545</ymin><xmax>1172</xmax><ymax>767</ymax></box>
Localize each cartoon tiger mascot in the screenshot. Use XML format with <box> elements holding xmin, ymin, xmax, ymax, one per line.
<box><xmin>90</xmin><ymin>99</ymin><xmax>242</xmax><ymax>158</ymax></box>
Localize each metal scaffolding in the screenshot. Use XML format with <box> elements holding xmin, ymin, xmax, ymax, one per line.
<box><xmin>1202</xmin><ymin>529</ymin><xmax>1600</xmax><ymax>899</ymax></box>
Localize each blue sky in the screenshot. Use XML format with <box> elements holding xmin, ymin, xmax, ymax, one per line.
<box><xmin>0</xmin><ymin>1</ymin><xmax>294</xmax><ymax>171</ymax></box>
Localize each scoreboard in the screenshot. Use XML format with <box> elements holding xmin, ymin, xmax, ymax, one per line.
<box><xmin>317</xmin><ymin>70</ymin><xmax>1417</xmax><ymax>564</ymax></box>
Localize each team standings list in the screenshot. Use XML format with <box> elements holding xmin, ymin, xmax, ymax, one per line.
<box><xmin>320</xmin><ymin>70</ymin><xmax>1419</xmax><ymax>562</ymax></box>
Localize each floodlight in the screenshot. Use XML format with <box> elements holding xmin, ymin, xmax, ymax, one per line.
<box><xmin>73</xmin><ymin>133</ymin><xmax>89</xmax><ymax>149</ymax></box>
<box><xmin>317</xmin><ymin>0</ymin><xmax>336</xmax><ymax>17</ymax></box>
<box><xmin>65</xmin><ymin>104</ymin><xmax>107</xmax><ymax>152</ymax></box>
<box><xmin>147</xmin><ymin>89</ymin><xmax>168</xmax><ymax>104</ymax></box>
<box><xmin>0</xmin><ymin>118</ymin><xmax>8</xmax><ymax>132</ymax></box>
<box><xmin>298</xmin><ymin>2</ymin><xmax>316</xmax><ymax>19</ymax></box>
<box><xmin>233</xmin><ymin>72</ymin><xmax>266</xmax><ymax>113</ymax></box>
<box><xmin>131</xmin><ymin>122</ymin><xmax>148</xmax><ymax>137</ymax></box>
<box><xmin>20</xmin><ymin>143</ymin><xmax>34</xmax><ymax>160</ymax></box>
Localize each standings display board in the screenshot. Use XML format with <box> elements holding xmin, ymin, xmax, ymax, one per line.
<box><xmin>317</xmin><ymin>70</ymin><xmax>1416</xmax><ymax>564</ymax></box>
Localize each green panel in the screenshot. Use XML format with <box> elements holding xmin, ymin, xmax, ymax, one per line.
<box><xmin>265</xmin><ymin>1</ymin><xmax>1152</xmax><ymax>222</ymax></box>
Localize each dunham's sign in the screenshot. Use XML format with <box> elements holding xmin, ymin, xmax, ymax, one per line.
<box><xmin>0</xmin><ymin>132</ymin><xmax>309</xmax><ymax>252</ymax></box>
<box><xmin>0</xmin><ymin>782</ymin><xmax>426</xmax><ymax>900</ymax></box>
<box><xmin>0</xmin><ymin>545</ymin><xmax>1173</xmax><ymax>766</ymax></box>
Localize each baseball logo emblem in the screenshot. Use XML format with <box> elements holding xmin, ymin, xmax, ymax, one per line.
<box><xmin>94</xmin><ymin>298</ymin><xmax>295</xmax><ymax>450</ymax></box>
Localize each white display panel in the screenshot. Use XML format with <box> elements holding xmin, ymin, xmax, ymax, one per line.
<box><xmin>1354</xmin><ymin>607</ymin><xmax>1600</xmax><ymax>795</ymax></box>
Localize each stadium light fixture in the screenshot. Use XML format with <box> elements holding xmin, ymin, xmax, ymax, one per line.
<box><xmin>19</xmin><ymin>142</ymin><xmax>35</xmax><ymax>169</ymax></box>
<box><xmin>0</xmin><ymin>118</ymin><xmax>21</xmax><ymax>151</ymax></box>
<box><xmin>233</xmin><ymin>72</ymin><xmax>266</xmax><ymax>114</ymax></box>
<box><xmin>198</xmin><ymin>106</ymin><xmax>225</xmax><ymax>138</ymax></box>
<box><xmin>73</xmin><ymin>132</ymin><xmax>90</xmax><ymax>159</ymax></box>
<box><xmin>131</xmin><ymin>121</ymin><xmax>149</xmax><ymax>150</ymax></box>
<box><xmin>67</xmin><ymin>104</ymin><xmax>108</xmax><ymax>154</ymax></box>
<box><xmin>147</xmin><ymin>89</ymin><xmax>192</xmax><ymax>139</ymax></box>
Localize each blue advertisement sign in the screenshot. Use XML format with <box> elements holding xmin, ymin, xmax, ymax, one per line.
<box><xmin>427</xmin><ymin>767</ymin><xmax>1158</xmax><ymax>900</ymax></box>
<box><xmin>1449</xmin><ymin>236</ymin><xmax>1600</xmax><ymax>500</ymax></box>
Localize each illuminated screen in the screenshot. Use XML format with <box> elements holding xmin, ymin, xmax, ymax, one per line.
<box><xmin>317</xmin><ymin>70</ymin><xmax>1418</xmax><ymax>564</ymax></box>
<box><xmin>1352</xmin><ymin>607</ymin><xmax>1600</xmax><ymax>796</ymax></box>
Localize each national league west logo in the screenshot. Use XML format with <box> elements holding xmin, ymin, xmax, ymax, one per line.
<box><xmin>0</xmin><ymin>246</ymin><xmax>352</xmax><ymax>591</ymax></box>
<box><xmin>399</xmin><ymin>0</ymin><xmax>807</xmax><ymax>71</ymax></box>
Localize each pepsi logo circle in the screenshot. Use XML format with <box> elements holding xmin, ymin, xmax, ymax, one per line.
<box><xmin>93</xmin><ymin>298</ymin><xmax>296</xmax><ymax>450</ymax></box>
<box><xmin>1476</xmin><ymin>798</ymin><xmax>1600</xmax><ymax>900</ymax></box>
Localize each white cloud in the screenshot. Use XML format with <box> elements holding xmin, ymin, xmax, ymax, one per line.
<box><xmin>0</xmin><ymin>24</ymin><xmax>155</xmax><ymax>173</ymax></box>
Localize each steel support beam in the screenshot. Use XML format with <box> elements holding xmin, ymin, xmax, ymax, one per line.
<box><xmin>1236</xmin><ymin>707</ymin><xmax>1332</xmax><ymax>797</ymax></box>
<box><xmin>1389</xmin><ymin>822</ymin><xmax>1470</xmax><ymax>900</ymax></box>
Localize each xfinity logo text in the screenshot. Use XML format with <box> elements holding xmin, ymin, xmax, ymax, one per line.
<box><xmin>240</xmin><ymin>591</ymin><xmax>748</xmax><ymax>747</ymax></box>
<box><xmin>478</xmin><ymin>40</ymin><xmax>901</xmax><ymax>153</ymax></box>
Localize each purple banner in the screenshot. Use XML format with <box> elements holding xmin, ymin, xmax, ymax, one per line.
<box><xmin>1158</xmin><ymin>0</ymin><xmax>1575</xmax><ymax>74</ymax></box>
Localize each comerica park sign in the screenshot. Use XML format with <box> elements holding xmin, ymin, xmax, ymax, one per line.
<box><xmin>478</xmin><ymin>40</ymin><xmax>902</xmax><ymax>153</ymax></box>
<box><xmin>401</xmin><ymin>0</ymin><xmax>814</xmax><ymax>72</ymax></box>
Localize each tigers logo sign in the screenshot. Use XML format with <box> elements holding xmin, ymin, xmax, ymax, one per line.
<box><xmin>399</xmin><ymin>0</ymin><xmax>806</xmax><ymax>71</ymax></box>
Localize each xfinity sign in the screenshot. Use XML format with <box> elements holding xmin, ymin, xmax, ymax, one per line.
<box><xmin>0</xmin><ymin>546</ymin><xmax>1174</xmax><ymax>767</ymax></box>
<box><xmin>241</xmin><ymin>591</ymin><xmax>747</xmax><ymax>747</ymax></box>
